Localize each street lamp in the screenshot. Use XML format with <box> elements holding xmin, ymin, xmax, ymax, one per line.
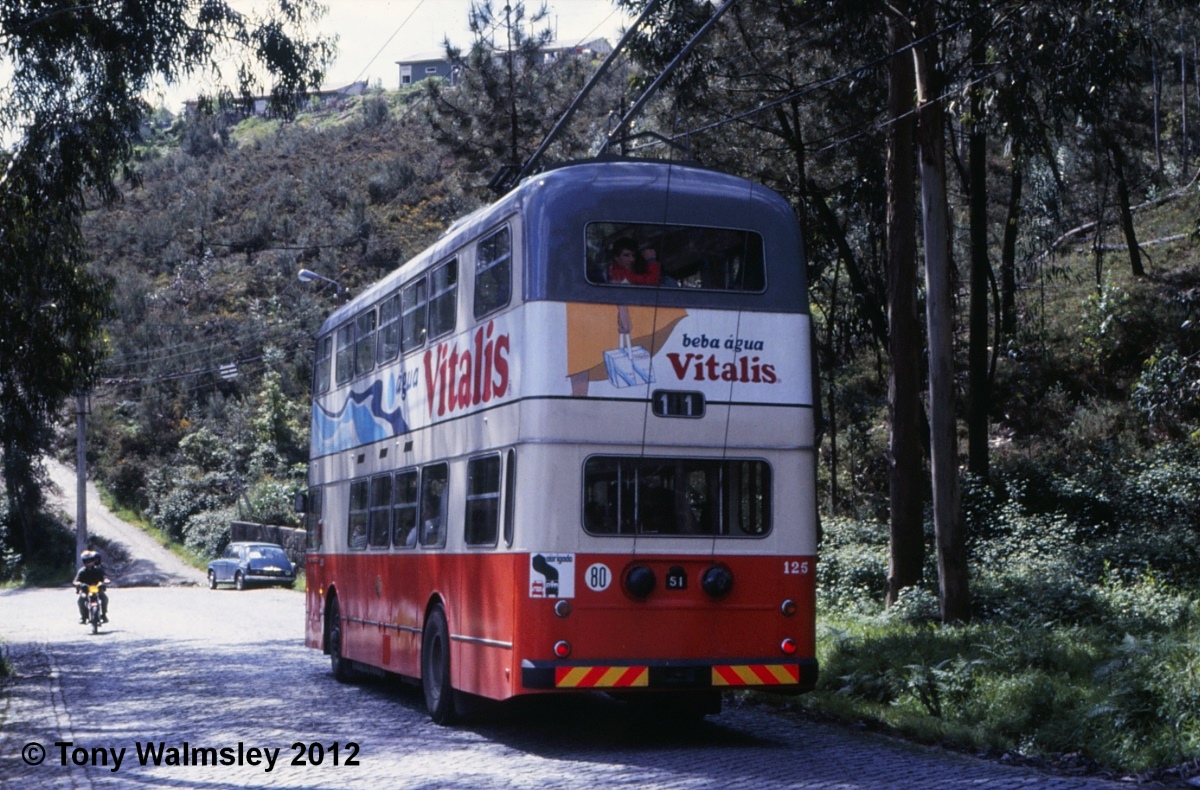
<box><xmin>297</xmin><ymin>268</ymin><xmax>346</xmax><ymax>303</ymax></box>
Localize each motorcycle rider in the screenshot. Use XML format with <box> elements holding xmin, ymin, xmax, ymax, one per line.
<box><xmin>74</xmin><ymin>549</ymin><xmax>110</xmax><ymax>624</ymax></box>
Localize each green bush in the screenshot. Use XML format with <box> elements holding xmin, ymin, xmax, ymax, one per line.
<box><xmin>241</xmin><ymin>476</ymin><xmax>303</xmax><ymax>528</ymax></box>
<box><xmin>807</xmin><ymin>445</ymin><xmax>1200</xmax><ymax>775</ymax></box>
<box><xmin>182</xmin><ymin>508</ymin><xmax>235</xmax><ymax>558</ymax></box>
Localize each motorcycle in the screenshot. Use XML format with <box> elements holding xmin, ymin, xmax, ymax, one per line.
<box><xmin>77</xmin><ymin>583</ymin><xmax>106</xmax><ymax>634</ymax></box>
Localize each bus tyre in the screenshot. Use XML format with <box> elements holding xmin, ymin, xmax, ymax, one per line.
<box><xmin>327</xmin><ymin>596</ymin><xmax>357</xmax><ymax>683</ymax></box>
<box><xmin>421</xmin><ymin>605</ymin><xmax>457</xmax><ymax>725</ymax></box>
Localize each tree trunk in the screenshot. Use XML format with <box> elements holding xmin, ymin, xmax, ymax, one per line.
<box><xmin>884</xmin><ymin>9</ymin><xmax>924</xmax><ymax>607</ymax></box>
<box><xmin>1182</xmin><ymin>25</ymin><xmax>1189</xmax><ymax>176</ymax></box>
<box><xmin>826</xmin><ymin>259</ymin><xmax>841</xmax><ymax>513</ymax></box>
<box><xmin>913</xmin><ymin>2</ymin><xmax>970</xmax><ymax>624</ymax></box>
<box><xmin>1000</xmin><ymin>147</ymin><xmax>1022</xmax><ymax>339</ymax></box>
<box><xmin>967</xmin><ymin>17</ymin><xmax>990</xmax><ymax>479</ymax></box>
<box><xmin>1153</xmin><ymin>49</ymin><xmax>1163</xmax><ymax>172</ymax></box>
<box><xmin>1110</xmin><ymin>144</ymin><xmax>1145</xmax><ymax>277</ymax></box>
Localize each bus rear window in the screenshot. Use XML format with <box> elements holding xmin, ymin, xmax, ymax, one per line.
<box><xmin>583</xmin><ymin>456</ymin><xmax>771</xmax><ymax>537</ymax></box>
<box><xmin>586</xmin><ymin>222</ymin><xmax>765</xmax><ymax>291</ymax></box>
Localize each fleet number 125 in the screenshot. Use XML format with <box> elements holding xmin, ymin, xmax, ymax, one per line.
<box><xmin>783</xmin><ymin>560</ymin><xmax>810</xmax><ymax>575</ymax></box>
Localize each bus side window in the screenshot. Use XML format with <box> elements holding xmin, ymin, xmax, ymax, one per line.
<box><xmin>401</xmin><ymin>277</ymin><xmax>427</xmax><ymax>353</ymax></box>
<box><xmin>348</xmin><ymin>480</ymin><xmax>369</xmax><ymax>550</ymax></box>
<box><xmin>377</xmin><ymin>292</ymin><xmax>401</xmax><ymax>363</ymax></box>
<box><xmin>355</xmin><ymin>309</ymin><xmax>377</xmax><ymax>376</ymax></box>
<box><xmin>503</xmin><ymin>449</ymin><xmax>516</xmax><ymax>547</ymax></box>
<box><xmin>313</xmin><ymin>335</ymin><xmax>332</xmax><ymax>395</ymax></box>
<box><xmin>428</xmin><ymin>259</ymin><xmax>457</xmax><ymax>340</ymax></box>
<box><xmin>419</xmin><ymin>463</ymin><xmax>449</xmax><ymax>548</ymax></box>
<box><xmin>392</xmin><ymin>469</ymin><xmax>419</xmax><ymax>548</ymax></box>
<box><xmin>335</xmin><ymin>323</ymin><xmax>355</xmax><ymax>385</ymax></box>
<box><xmin>475</xmin><ymin>226</ymin><xmax>511</xmax><ymax>319</ymax></box>
<box><xmin>368</xmin><ymin>474</ymin><xmax>391</xmax><ymax>548</ymax></box>
<box><xmin>465</xmin><ymin>454</ymin><xmax>501</xmax><ymax>547</ymax></box>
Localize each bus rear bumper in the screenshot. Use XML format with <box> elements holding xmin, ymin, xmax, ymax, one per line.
<box><xmin>521</xmin><ymin>658</ymin><xmax>817</xmax><ymax>693</ymax></box>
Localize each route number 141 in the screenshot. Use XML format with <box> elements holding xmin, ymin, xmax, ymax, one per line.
<box><xmin>783</xmin><ymin>560</ymin><xmax>810</xmax><ymax>575</ymax></box>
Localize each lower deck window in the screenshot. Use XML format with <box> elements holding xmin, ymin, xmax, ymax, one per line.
<box><xmin>583</xmin><ymin>456</ymin><xmax>771</xmax><ymax>537</ymax></box>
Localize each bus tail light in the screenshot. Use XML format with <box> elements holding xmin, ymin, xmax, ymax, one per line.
<box><xmin>781</xmin><ymin>598</ymin><xmax>797</xmax><ymax>617</ymax></box>
<box><xmin>553</xmin><ymin>640</ymin><xmax>571</xmax><ymax>658</ymax></box>
<box><xmin>700</xmin><ymin>565</ymin><xmax>733</xmax><ymax>598</ymax></box>
<box><xmin>624</xmin><ymin>565</ymin><xmax>656</xmax><ymax>599</ymax></box>
<box><xmin>780</xmin><ymin>638</ymin><xmax>797</xmax><ymax>656</ymax></box>
<box><xmin>554</xmin><ymin>600</ymin><xmax>572</xmax><ymax>618</ymax></box>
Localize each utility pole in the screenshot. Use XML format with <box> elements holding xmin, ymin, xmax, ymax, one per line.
<box><xmin>75</xmin><ymin>391</ymin><xmax>90</xmax><ymax>560</ymax></box>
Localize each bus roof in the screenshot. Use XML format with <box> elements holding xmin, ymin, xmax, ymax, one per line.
<box><xmin>319</xmin><ymin>159</ymin><xmax>807</xmax><ymax>335</ymax></box>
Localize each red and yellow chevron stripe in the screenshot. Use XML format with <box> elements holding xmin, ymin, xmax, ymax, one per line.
<box><xmin>555</xmin><ymin>666</ymin><xmax>649</xmax><ymax>688</ymax></box>
<box><xmin>711</xmin><ymin>664</ymin><xmax>801</xmax><ymax>686</ymax></box>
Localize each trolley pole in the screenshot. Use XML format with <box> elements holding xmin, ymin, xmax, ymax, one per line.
<box><xmin>75</xmin><ymin>391</ymin><xmax>89</xmax><ymax>561</ymax></box>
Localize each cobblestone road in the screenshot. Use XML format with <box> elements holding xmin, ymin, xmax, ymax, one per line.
<box><xmin>1</xmin><ymin>583</ymin><xmax>1150</xmax><ymax>790</ymax></box>
<box><xmin>0</xmin><ymin>463</ymin><xmax>1164</xmax><ymax>789</ymax></box>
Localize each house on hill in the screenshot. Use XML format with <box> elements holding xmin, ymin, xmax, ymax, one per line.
<box><xmin>395</xmin><ymin>38</ymin><xmax>612</xmax><ymax>88</ymax></box>
<box><xmin>540</xmin><ymin>37</ymin><xmax>613</xmax><ymax>64</ymax></box>
<box><xmin>396</xmin><ymin>51</ymin><xmax>458</xmax><ymax>87</ymax></box>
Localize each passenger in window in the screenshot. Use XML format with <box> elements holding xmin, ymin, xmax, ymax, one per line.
<box><xmin>606</xmin><ymin>237</ymin><xmax>660</xmax><ymax>286</ymax></box>
<box><xmin>641</xmin><ymin>244</ymin><xmax>679</xmax><ymax>287</ymax></box>
<box><xmin>421</xmin><ymin>492</ymin><xmax>443</xmax><ymax>545</ymax></box>
<box><xmin>350</xmin><ymin>522</ymin><xmax>368</xmax><ymax>550</ymax></box>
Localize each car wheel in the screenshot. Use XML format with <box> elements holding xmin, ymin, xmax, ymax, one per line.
<box><xmin>327</xmin><ymin>595</ymin><xmax>357</xmax><ymax>683</ymax></box>
<box><xmin>234</xmin><ymin>571</ymin><xmax>245</xmax><ymax>591</ymax></box>
<box><xmin>207</xmin><ymin>570</ymin><xmax>218</xmax><ymax>590</ymax></box>
<box><xmin>421</xmin><ymin>604</ymin><xmax>456</xmax><ymax>724</ymax></box>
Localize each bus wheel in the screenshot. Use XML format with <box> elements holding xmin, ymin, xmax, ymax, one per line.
<box><xmin>327</xmin><ymin>596</ymin><xmax>356</xmax><ymax>683</ymax></box>
<box><xmin>421</xmin><ymin>605</ymin><xmax>456</xmax><ymax>724</ymax></box>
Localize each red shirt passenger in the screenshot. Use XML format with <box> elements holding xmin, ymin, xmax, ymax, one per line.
<box><xmin>606</xmin><ymin>238</ymin><xmax>661</xmax><ymax>286</ymax></box>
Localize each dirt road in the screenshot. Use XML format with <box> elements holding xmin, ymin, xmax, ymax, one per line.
<box><xmin>44</xmin><ymin>460</ymin><xmax>203</xmax><ymax>587</ymax></box>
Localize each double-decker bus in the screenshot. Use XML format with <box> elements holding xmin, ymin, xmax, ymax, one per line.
<box><xmin>301</xmin><ymin>159</ymin><xmax>817</xmax><ymax>723</ymax></box>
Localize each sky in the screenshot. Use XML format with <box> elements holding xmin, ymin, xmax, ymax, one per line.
<box><xmin>141</xmin><ymin>0</ymin><xmax>633</xmax><ymax>112</ymax></box>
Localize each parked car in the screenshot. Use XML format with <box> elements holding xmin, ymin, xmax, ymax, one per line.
<box><xmin>207</xmin><ymin>542</ymin><xmax>295</xmax><ymax>590</ymax></box>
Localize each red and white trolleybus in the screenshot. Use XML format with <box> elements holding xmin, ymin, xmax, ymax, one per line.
<box><xmin>301</xmin><ymin>159</ymin><xmax>818</xmax><ymax>723</ymax></box>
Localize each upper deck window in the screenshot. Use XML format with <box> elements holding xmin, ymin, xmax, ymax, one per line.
<box><xmin>401</xmin><ymin>277</ymin><xmax>428</xmax><ymax>353</ymax></box>
<box><xmin>313</xmin><ymin>335</ymin><xmax>332</xmax><ymax>395</ymax></box>
<box><xmin>354</xmin><ymin>309</ymin><xmax>377</xmax><ymax>376</ymax></box>
<box><xmin>377</xmin><ymin>293</ymin><xmax>401</xmax><ymax>363</ymax></box>
<box><xmin>429</xmin><ymin>260</ymin><xmax>458</xmax><ymax>339</ymax></box>
<box><xmin>586</xmin><ymin>222</ymin><xmax>765</xmax><ymax>292</ymax></box>
<box><xmin>335</xmin><ymin>323</ymin><xmax>355</xmax><ymax>385</ymax></box>
<box><xmin>475</xmin><ymin>226</ymin><xmax>512</xmax><ymax>319</ymax></box>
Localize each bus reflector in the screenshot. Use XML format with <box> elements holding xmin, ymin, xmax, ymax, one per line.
<box><xmin>711</xmin><ymin>664</ymin><xmax>801</xmax><ymax>686</ymax></box>
<box><xmin>555</xmin><ymin>666</ymin><xmax>649</xmax><ymax>688</ymax></box>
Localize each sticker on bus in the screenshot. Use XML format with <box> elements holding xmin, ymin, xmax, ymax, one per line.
<box><xmin>530</xmin><ymin>553</ymin><xmax>575</xmax><ymax>598</ymax></box>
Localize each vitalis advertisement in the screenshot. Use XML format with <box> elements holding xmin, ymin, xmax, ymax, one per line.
<box><xmin>311</xmin><ymin>303</ymin><xmax>812</xmax><ymax>456</ymax></box>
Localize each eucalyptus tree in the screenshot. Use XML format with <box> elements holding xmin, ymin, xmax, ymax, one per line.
<box><xmin>0</xmin><ymin>1</ymin><xmax>332</xmax><ymax>558</ymax></box>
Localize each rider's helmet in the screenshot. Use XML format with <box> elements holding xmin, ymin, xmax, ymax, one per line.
<box><xmin>81</xmin><ymin>550</ymin><xmax>99</xmax><ymax>565</ymax></box>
